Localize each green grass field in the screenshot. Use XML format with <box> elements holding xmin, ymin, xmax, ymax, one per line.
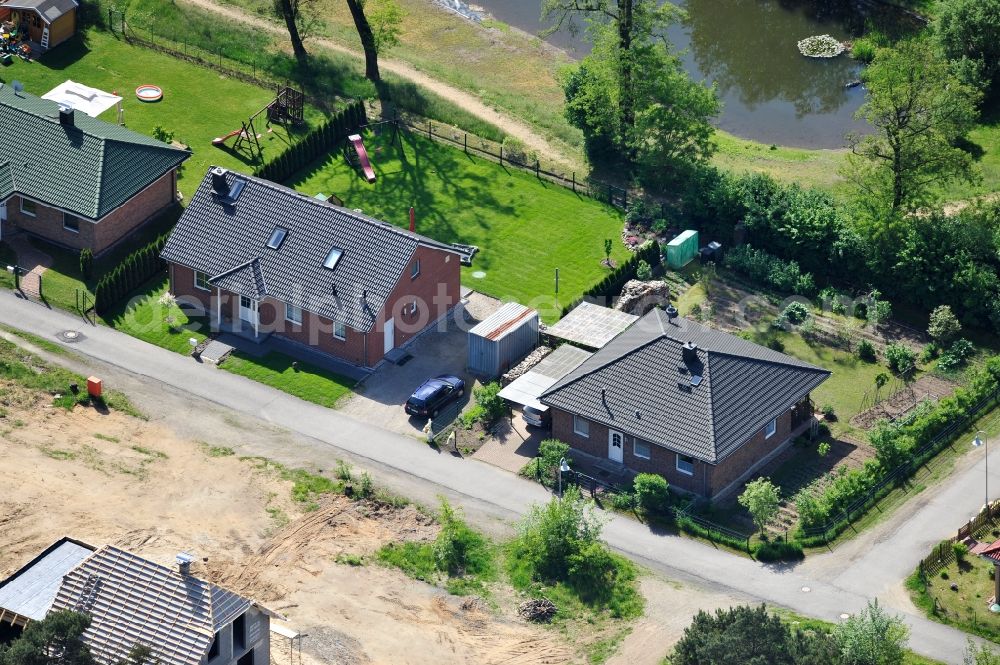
<box><xmin>220</xmin><ymin>351</ymin><xmax>355</xmax><ymax>408</ymax></box>
<box><xmin>6</xmin><ymin>30</ymin><xmax>329</xmax><ymax>198</ymax></box>
<box><xmin>290</xmin><ymin>129</ymin><xmax>629</xmax><ymax>322</ymax></box>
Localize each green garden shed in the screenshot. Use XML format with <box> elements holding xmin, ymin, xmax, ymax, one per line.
<box><xmin>666</xmin><ymin>230</ymin><xmax>699</xmax><ymax>269</ymax></box>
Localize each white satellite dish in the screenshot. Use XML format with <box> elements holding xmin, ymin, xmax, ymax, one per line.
<box><xmin>11</xmin><ymin>80</ymin><xmax>23</xmax><ymax>96</ymax></box>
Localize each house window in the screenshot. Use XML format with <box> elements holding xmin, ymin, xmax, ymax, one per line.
<box><xmin>634</xmin><ymin>440</ymin><xmax>651</xmax><ymax>460</ymax></box>
<box><xmin>207</xmin><ymin>632</ymin><xmax>221</xmax><ymax>661</ymax></box>
<box><xmin>285</xmin><ymin>303</ymin><xmax>302</xmax><ymax>325</ymax></box>
<box><xmin>676</xmin><ymin>454</ymin><xmax>695</xmax><ymax>476</ymax></box>
<box><xmin>573</xmin><ymin>415</ymin><xmax>589</xmax><ymax>438</ymax></box>
<box><xmin>194</xmin><ymin>270</ymin><xmax>211</xmax><ymax>292</ymax></box>
<box><xmin>63</xmin><ymin>213</ymin><xmax>80</xmax><ymax>233</ymax></box>
<box><xmin>765</xmin><ymin>418</ymin><xmax>777</xmax><ymax>439</ymax></box>
<box><xmin>233</xmin><ymin>612</ymin><xmax>247</xmax><ymax>653</ymax></box>
<box><xmin>333</xmin><ymin>321</ymin><xmax>346</xmax><ymax>340</ymax></box>
<box><xmin>411</xmin><ymin>258</ymin><xmax>420</xmax><ymax>279</ymax></box>
<box><xmin>19</xmin><ymin>198</ymin><xmax>36</xmax><ymax>217</ymax></box>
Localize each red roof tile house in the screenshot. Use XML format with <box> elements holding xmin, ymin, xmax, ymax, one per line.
<box><xmin>0</xmin><ymin>83</ymin><xmax>188</xmax><ymax>255</ymax></box>
<box><xmin>161</xmin><ymin>167</ymin><xmax>463</xmax><ymax>368</ymax></box>
<box><xmin>540</xmin><ymin>308</ymin><xmax>830</xmax><ymax>499</ymax></box>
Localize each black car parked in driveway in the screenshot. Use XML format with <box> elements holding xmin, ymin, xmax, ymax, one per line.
<box><xmin>404</xmin><ymin>375</ymin><xmax>466</xmax><ymax>418</ymax></box>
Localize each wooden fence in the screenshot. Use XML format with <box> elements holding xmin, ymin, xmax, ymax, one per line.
<box><xmin>919</xmin><ymin>500</ymin><xmax>1000</xmax><ymax>577</ymax></box>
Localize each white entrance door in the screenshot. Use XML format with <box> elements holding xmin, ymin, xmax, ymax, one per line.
<box><xmin>239</xmin><ymin>295</ymin><xmax>258</xmax><ymax>327</ymax></box>
<box><xmin>384</xmin><ymin>317</ymin><xmax>395</xmax><ymax>354</ymax></box>
<box><xmin>608</xmin><ymin>430</ymin><xmax>624</xmax><ymax>463</ymax></box>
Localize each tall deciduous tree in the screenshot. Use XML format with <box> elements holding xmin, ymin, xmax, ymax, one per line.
<box><xmin>844</xmin><ymin>40</ymin><xmax>980</xmax><ymax>221</ymax></box>
<box><xmin>935</xmin><ymin>0</ymin><xmax>1000</xmax><ymax>96</ymax></box>
<box><xmin>737</xmin><ymin>477</ymin><xmax>780</xmax><ymax>534</ymax></box>
<box><xmin>274</xmin><ymin>0</ymin><xmax>311</xmax><ymax>62</ymax></box>
<box><xmin>557</xmin><ymin>3</ymin><xmax>718</xmax><ymax>176</ymax></box>
<box><xmin>345</xmin><ymin>0</ymin><xmax>398</xmax><ymax>82</ymax></box>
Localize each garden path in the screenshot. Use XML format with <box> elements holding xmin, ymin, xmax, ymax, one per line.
<box><xmin>6</xmin><ymin>234</ymin><xmax>51</xmax><ymax>299</ymax></box>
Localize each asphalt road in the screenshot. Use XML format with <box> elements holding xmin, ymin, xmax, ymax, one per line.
<box><xmin>2</xmin><ymin>291</ymin><xmax>996</xmax><ymax>663</ymax></box>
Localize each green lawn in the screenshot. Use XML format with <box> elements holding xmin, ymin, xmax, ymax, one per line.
<box><xmin>6</xmin><ymin>30</ymin><xmax>330</xmax><ymax>198</ymax></box>
<box><xmin>220</xmin><ymin>352</ymin><xmax>355</xmax><ymax>408</ymax></box>
<box><xmin>289</xmin><ymin>130</ymin><xmax>629</xmax><ymax>322</ymax></box>
<box><xmin>908</xmin><ymin>548</ymin><xmax>1000</xmax><ymax>645</ymax></box>
<box><xmin>106</xmin><ymin>278</ymin><xmax>209</xmax><ymax>354</ymax></box>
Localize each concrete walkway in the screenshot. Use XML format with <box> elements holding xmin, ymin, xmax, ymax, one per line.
<box><xmin>0</xmin><ymin>290</ymin><xmax>995</xmax><ymax>663</ymax></box>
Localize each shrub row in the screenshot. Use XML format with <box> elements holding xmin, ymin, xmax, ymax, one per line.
<box><xmin>795</xmin><ymin>356</ymin><xmax>1000</xmax><ymax>541</ymax></box>
<box><xmin>562</xmin><ymin>240</ymin><xmax>662</xmax><ymax>316</ymax></box>
<box><xmin>723</xmin><ymin>244</ymin><xmax>817</xmax><ymax>297</ymax></box>
<box><xmin>255</xmin><ymin>100</ymin><xmax>366</xmax><ymax>184</ymax></box>
<box><xmin>676</xmin><ymin>514</ymin><xmax>752</xmax><ymax>552</ymax></box>
<box><xmin>94</xmin><ymin>233</ymin><xmax>170</xmax><ymax>315</ymax></box>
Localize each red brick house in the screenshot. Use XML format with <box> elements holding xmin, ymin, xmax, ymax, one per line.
<box><xmin>540</xmin><ymin>308</ymin><xmax>830</xmax><ymax>499</ymax></box>
<box><xmin>161</xmin><ymin>167</ymin><xmax>462</xmax><ymax>368</ymax></box>
<box><xmin>0</xmin><ymin>83</ymin><xmax>188</xmax><ymax>255</ymax></box>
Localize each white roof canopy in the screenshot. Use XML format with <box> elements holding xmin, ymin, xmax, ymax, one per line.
<box><xmin>42</xmin><ymin>80</ymin><xmax>122</xmax><ymax>117</ymax></box>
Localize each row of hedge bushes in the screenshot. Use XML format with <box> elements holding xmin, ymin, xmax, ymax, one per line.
<box><xmin>94</xmin><ymin>233</ymin><xmax>170</xmax><ymax>315</ymax></box>
<box><xmin>561</xmin><ymin>240</ymin><xmax>662</xmax><ymax>317</ymax></box>
<box><xmin>254</xmin><ymin>100</ymin><xmax>366</xmax><ymax>184</ymax></box>
<box><xmin>795</xmin><ymin>356</ymin><xmax>1000</xmax><ymax>543</ymax></box>
<box><xmin>723</xmin><ymin>244</ymin><xmax>817</xmax><ymax>297</ymax></box>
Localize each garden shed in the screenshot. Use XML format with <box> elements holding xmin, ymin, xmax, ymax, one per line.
<box><xmin>0</xmin><ymin>0</ymin><xmax>78</xmax><ymax>51</ymax></box>
<box><xmin>666</xmin><ymin>229</ymin><xmax>699</xmax><ymax>269</ymax></box>
<box><xmin>468</xmin><ymin>302</ymin><xmax>538</xmax><ymax>377</ymax></box>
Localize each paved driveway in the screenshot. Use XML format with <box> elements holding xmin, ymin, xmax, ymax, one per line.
<box><xmin>338</xmin><ymin>292</ymin><xmax>502</xmax><ymax>438</ymax></box>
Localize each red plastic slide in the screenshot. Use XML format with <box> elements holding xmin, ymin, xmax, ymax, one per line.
<box><xmin>349</xmin><ymin>133</ymin><xmax>377</xmax><ymax>183</ymax></box>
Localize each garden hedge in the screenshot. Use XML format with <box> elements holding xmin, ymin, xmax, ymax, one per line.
<box><xmin>255</xmin><ymin>100</ymin><xmax>366</xmax><ymax>184</ymax></box>
<box><xmin>795</xmin><ymin>356</ymin><xmax>1000</xmax><ymax>544</ymax></box>
<box><xmin>94</xmin><ymin>233</ymin><xmax>171</xmax><ymax>315</ymax></box>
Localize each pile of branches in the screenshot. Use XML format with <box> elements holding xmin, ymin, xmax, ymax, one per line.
<box><xmin>517</xmin><ymin>598</ymin><xmax>557</xmax><ymax>623</ymax></box>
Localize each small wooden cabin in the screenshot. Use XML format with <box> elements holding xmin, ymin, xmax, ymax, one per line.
<box><xmin>0</xmin><ymin>0</ymin><xmax>77</xmax><ymax>51</ymax></box>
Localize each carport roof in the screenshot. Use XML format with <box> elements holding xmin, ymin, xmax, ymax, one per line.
<box><xmin>546</xmin><ymin>302</ymin><xmax>638</xmax><ymax>350</ymax></box>
<box><xmin>498</xmin><ymin>344</ymin><xmax>592</xmax><ymax>410</ymax></box>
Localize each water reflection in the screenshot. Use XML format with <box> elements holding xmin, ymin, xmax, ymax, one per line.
<box><xmin>472</xmin><ymin>0</ymin><xmax>879</xmax><ymax>147</ymax></box>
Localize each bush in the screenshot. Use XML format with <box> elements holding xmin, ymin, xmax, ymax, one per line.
<box><xmin>885</xmin><ymin>343</ymin><xmax>917</xmax><ymax>375</ymax></box>
<box><xmin>953</xmin><ymin>541</ymin><xmax>969</xmax><ymax>560</ymax></box>
<box><xmin>633</xmin><ymin>473</ymin><xmax>670</xmax><ymax>514</ymax></box>
<box><xmin>525</xmin><ymin>439</ymin><xmax>572</xmax><ymax>487</ymax></box>
<box><xmin>636</xmin><ymin>259</ymin><xmax>652</xmax><ymax>281</ymax></box>
<box><xmin>821</xmin><ymin>404</ymin><xmax>836</xmax><ymax>420</ymax></box>
<box><xmin>79</xmin><ymin>248</ymin><xmax>93</xmax><ymax>281</ymax></box>
<box><xmin>472</xmin><ymin>382</ymin><xmax>505</xmax><ymax>424</ymax></box>
<box><xmin>928</xmin><ymin>305</ymin><xmax>962</xmax><ymax>346</ymax></box>
<box><xmin>851</xmin><ymin>38</ymin><xmax>877</xmax><ymax>63</ymax></box>
<box><xmin>608</xmin><ymin>490</ymin><xmax>638</xmax><ymax>512</ymax></box>
<box><xmin>508</xmin><ymin>494</ymin><xmax>642</xmax><ymax>618</ymax></box>
<box><xmin>434</xmin><ymin>499</ymin><xmax>493</xmax><ymax>577</ymax></box>
<box><xmin>501</xmin><ymin>135</ymin><xmax>537</xmax><ymax>166</ymax></box>
<box><xmin>724</xmin><ymin>244</ymin><xmax>817</xmax><ymax>296</ymax></box>
<box><xmin>754</xmin><ymin>540</ymin><xmax>804</xmax><ymax>562</ymax></box>
<box><xmin>857</xmin><ymin>339</ymin><xmax>877</xmax><ymax>363</ymax></box>
<box><xmin>938</xmin><ymin>338</ymin><xmax>976</xmax><ymax>373</ymax></box>
<box><xmin>782</xmin><ymin>301</ymin><xmax>811</xmax><ymax>325</ymax></box>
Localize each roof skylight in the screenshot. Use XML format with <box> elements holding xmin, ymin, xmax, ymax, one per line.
<box><xmin>267</xmin><ymin>227</ymin><xmax>288</xmax><ymax>250</ymax></box>
<box><xmin>323</xmin><ymin>247</ymin><xmax>344</xmax><ymax>270</ymax></box>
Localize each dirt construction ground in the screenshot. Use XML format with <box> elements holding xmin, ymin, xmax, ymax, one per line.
<box><xmin>0</xmin><ymin>376</ymin><xmax>744</xmax><ymax>664</ymax></box>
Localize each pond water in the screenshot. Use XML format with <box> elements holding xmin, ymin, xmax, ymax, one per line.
<box><xmin>472</xmin><ymin>0</ymin><xmax>875</xmax><ymax>148</ymax></box>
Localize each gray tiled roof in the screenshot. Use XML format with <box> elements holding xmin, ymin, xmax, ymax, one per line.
<box><xmin>0</xmin><ymin>83</ymin><xmax>188</xmax><ymax>219</ymax></box>
<box><xmin>541</xmin><ymin>309</ymin><xmax>830</xmax><ymax>464</ymax></box>
<box><xmin>161</xmin><ymin>168</ymin><xmax>460</xmax><ymax>333</ymax></box>
<box><xmin>49</xmin><ymin>545</ymin><xmax>253</xmax><ymax>665</ymax></box>
<box><xmin>0</xmin><ymin>537</ymin><xmax>93</xmax><ymax>621</ymax></box>
<box><xmin>3</xmin><ymin>0</ymin><xmax>77</xmax><ymax>22</ymax></box>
